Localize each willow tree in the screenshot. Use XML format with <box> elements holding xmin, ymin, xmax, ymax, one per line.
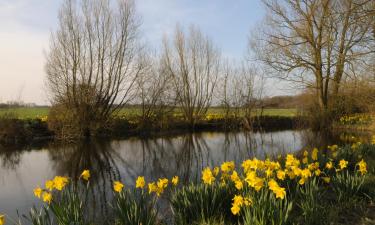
<box><xmin>46</xmin><ymin>0</ymin><xmax>143</xmax><ymax>137</ymax></box>
<box><xmin>162</xmin><ymin>26</ymin><xmax>220</xmax><ymax>127</ymax></box>
<box><xmin>252</xmin><ymin>0</ymin><xmax>375</xmax><ymax>113</ymax></box>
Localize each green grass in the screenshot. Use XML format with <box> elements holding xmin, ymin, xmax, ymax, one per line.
<box><xmin>0</xmin><ymin>107</ymin><xmax>49</xmax><ymax>119</ymax></box>
<box><xmin>0</xmin><ymin>107</ymin><xmax>297</xmax><ymax>119</ymax></box>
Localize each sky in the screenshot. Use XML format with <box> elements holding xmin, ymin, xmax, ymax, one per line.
<box><xmin>0</xmin><ymin>0</ymin><xmax>288</xmax><ymax>105</ymax></box>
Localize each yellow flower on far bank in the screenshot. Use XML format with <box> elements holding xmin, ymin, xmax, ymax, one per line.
<box><xmin>136</xmin><ymin>176</ymin><xmax>145</xmax><ymax>189</ymax></box>
<box><xmin>202</xmin><ymin>167</ymin><xmax>215</xmax><ymax>185</ymax></box>
<box><xmin>80</xmin><ymin>170</ymin><xmax>90</xmax><ymax>181</ymax></box>
<box><xmin>172</xmin><ymin>176</ymin><xmax>179</xmax><ymax>186</ymax></box>
<box><xmin>0</xmin><ymin>214</ymin><xmax>5</xmax><ymax>225</ymax></box>
<box><xmin>33</xmin><ymin>187</ymin><xmax>43</xmax><ymax>198</ymax></box>
<box><xmin>42</xmin><ymin>192</ymin><xmax>52</xmax><ymax>204</ymax></box>
<box><xmin>113</xmin><ymin>181</ymin><xmax>124</xmax><ymax>193</ymax></box>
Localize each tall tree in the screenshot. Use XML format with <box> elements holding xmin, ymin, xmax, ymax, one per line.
<box><xmin>162</xmin><ymin>26</ymin><xmax>221</xmax><ymax>127</ymax></box>
<box><xmin>46</xmin><ymin>0</ymin><xmax>143</xmax><ymax>137</ymax></box>
<box><xmin>252</xmin><ymin>0</ymin><xmax>375</xmax><ymax>110</ymax></box>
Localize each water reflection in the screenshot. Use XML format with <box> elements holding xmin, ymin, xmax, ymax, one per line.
<box><xmin>0</xmin><ymin>129</ymin><xmax>371</xmax><ymax>221</ymax></box>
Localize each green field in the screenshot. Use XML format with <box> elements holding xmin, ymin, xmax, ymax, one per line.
<box><xmin>0</xmin><ymin>107</ymin><xmax>297</xmax><ymax>119</ymax></box>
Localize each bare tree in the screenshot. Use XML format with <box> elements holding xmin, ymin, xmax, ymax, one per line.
<box><xmin>252</xmin><ymin>0</ymin><xmax>375</xmax><ymax>112</ymax></box>
<box><xmin>162</xmin><ymin>26</ymin><xmax>220</xmax><ymax>127</ymax></box>
<box><xmin>135</xmin><ymin>51</ymin><xmax>175</xmax><ymax>128</ymax></box>
<box><xmin>45</xmin><ymin>0</ymin><xmax>143</xmax><ymax>137</ymax></box>
<box><xmin>221</xmin><ymin>61</ymin><xmax>266</xmax><ymax>129</ymax></box>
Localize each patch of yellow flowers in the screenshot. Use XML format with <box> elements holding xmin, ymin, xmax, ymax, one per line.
<box><xmin>200</xmin><ymin>145</ymin><xmax>368</xmax><ymax>216</ymax></box>
<box><xmin>112</xmin><ymin>175</ymin><xmax>179</xmax><ymax>197</ymax></box>
<box><xmin>33</xmin><ymin>170</ymin><xmax>88</xmax><ymax>204</ymax></box>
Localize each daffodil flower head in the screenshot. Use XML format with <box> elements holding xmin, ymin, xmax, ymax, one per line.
<box><xmin>80</xmin><ymin>170</ymin><xmax>90</xmax><ymax>181</ymax></box>
<box><xmin>135</xmin><ymin>176</ymin><xmax>145</xmax><ymax>189</ymax></box>
<box><xmin>113</xmin><ymin>181</ymin><xmax>124</xmax><ymax>193</ymax></box>
<box><xmin>42</xmin><ymin>192</ymin><xmax>52</xmax><ymax>204</ymax></box>
<box><xmin>0</xmin><ymin>214</ymin><xmax>5</xmax><ymax>225</ymax></box>
<box><xmin>171</xmin><ymin>176</ymin><xmax>179</xmax><ymax>186</ymax></box>
<box><xmin>33</xmin><ymin>187</ymin><xmax>43</xmax><ymax>198</ymax></box>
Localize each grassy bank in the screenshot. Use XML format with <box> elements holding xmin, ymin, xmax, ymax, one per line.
<box><xmin>0</xmin><ymin>107</ymin><xmax>297</xmax><ymax>119</ymax></box>
<box><xmin>0</xmin><ymin>107</ymin><xmax>299</xmax><ymax>144</ymax></box>
<box><xmin>1</xmin><ymin>141</ymin><xmax>374</xmax><ymax>225</ymax></box>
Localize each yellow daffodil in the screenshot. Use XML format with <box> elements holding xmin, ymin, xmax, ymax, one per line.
<box><xmin>202</xmin><ymin>167</ymin><xmax>215</xmax><ymax>185</ymax></box>
<box><xmin>80</xmin><ymin>170</ymin><xmax>90</xmax><ymax>181</ymax></box>
<box><xmin>0</xmin><ymin>214</ymin><xmax>5</xmax><ymax>225</ymax></box>
<box><xmin>221</xmin><ymin>161</ymin><xmax>235</xmax><ymax>173</ymax></box>
<box><xmin>157</xmin><ymin>178</ymin><xmax>169</xmax><ymax>189</ymax></box>
<box><xmin>172</xmin><ymin>176</ymin><xmax>179</xmax><ymax>186</ymax></box>
<box><xmin>233</xmin><ymin>195</ymin><xmax>244</xmax><ymax>206</ymax></box>
<box><xmin>301</xmin><ymin>168</ymin><xmax>312</xmax><ymax>179</ymax></box>
<box><xmin>231</xmin><ymin>204</ymin><xmax>241</xmax><ymax>215</ymax></box>
<box><xmin>42</xmin><ymin>192</ymin><xmax>52</xmax><ymax>204</ymax></box>
<box><xmin>268</xmin><ymin>179</ymin><xmax>279</xmax><ymax>191</ymax></box>
<box><xmin>113</xmin><ymin>181</ymin><xmax>124</xmax><ymax>193</ymax></box>
<box><xmin>45</xmin><ymin>180</ymin><xmax>54</xmax><ymax>191</ymax></box>
<box><xmin>339</xmin><ymin>159</ymin><xmax>348</xmax><ymax>170</ymax></box>
<box><xmin>33</xmin><ymin>187</ymin><xmax>43</xmax><ymax>198</ymax></box>
<box><xmin>357</xmin><ymin>159</ymin><xmax>367</xmax><ymax>175</ymax></box>
<box><xmin>274</xmin><ymin>187</ymin><xmax>286</xmax><ymax>199</ymax></box>
<box><xmin>311</xmin><ymin>148</ymin><xmax>318</xmax><ymax>161</ymax></box>
<box><xmin>277</xmin><ymin>170</ymin><xmax>286</xmax><ymax>180</ymax></box>
<box><xmin>265</xmin><ymin>168</ymin><xmax>273</xmax><ymax>177</ymax></box>
<box><xmin>135</xmin><ymin>176</ymin><xmax>145</xmax><ymax>189</ymax></box>
<box><xmin>53</xmin><ymin>176</ymin><xmax>69</xmax><ymax>191</ymax></box>
<box><xmin>230</xmin><ymin>171</ymin><xmax>240</xmax><ymax>182</ymax></box>
<box><xmin>314</xmin><ymin>169</ymin><xmax>321</xmax><ymax>176</ymax></box>
<box><xmin>148</xmin><ymin>182</ymin><xmax>158</xmax><ymax>195</ymax></box>
<box><xmin>235</xmin><ymin>180</ymin><xmax>243</xmax><ymax>190</ymax></box>
<box><xmin>326</xmin><ymin>161</ymin><xmax>333</xmax><ymax>170</ymax></box>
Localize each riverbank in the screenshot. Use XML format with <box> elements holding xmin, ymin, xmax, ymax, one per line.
<box><xmin>0</xmin><ymin>115</ymin><xmax>302</xmax><ymax>146</ymax></box>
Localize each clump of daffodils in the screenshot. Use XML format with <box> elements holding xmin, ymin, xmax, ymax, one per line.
<box><xmin>199</xmin><ymin>145</ymin><xmax>368</xmax><ymax>216</ymax></box>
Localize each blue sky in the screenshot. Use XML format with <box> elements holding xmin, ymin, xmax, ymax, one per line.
<box><xmin>0</xmin><ymin>0</ymin><xmax>280</xmax><ymax>105</ymax></box>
